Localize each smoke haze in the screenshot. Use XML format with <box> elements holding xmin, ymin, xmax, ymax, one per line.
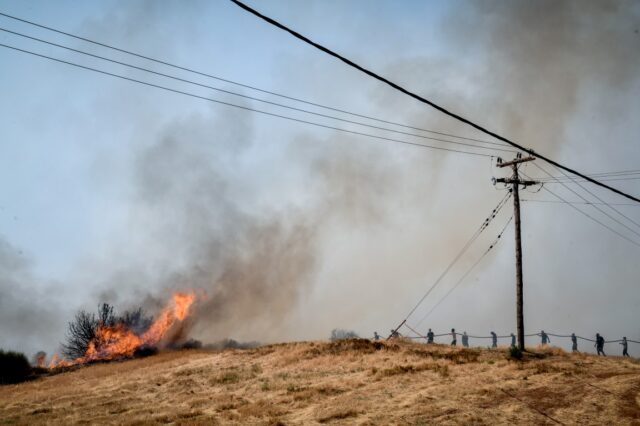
<box><xmin>0</xmin><ymin>0</ymin><xmax>639</xmax><ymax>357</ymax></box>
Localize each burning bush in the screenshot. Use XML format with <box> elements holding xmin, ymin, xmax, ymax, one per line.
<box><xmin>62</xmin><ymin>303</ymin><xmax>116</xmax><ymax>359</ymax></box>
<box><xmin>31</xmin><ymin>351</ymin><xmax>47</xmax><ymax>368</ymax></box>
<box><xmin>62</xmin><ymin>303</ymin><xmax>154</xmax><ymax>360</ymax></box>
<box><xmin>52</xmin><ymin>292</ymin><xmax>196</xmax><ymax>368</ymax></box>
<box><xmin>0</xmin><ymin>349</ymin><xmax>32</xmax><ymax>384</ymax></box>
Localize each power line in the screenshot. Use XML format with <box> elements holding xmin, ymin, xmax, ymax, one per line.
<box><xmin>537</xmin><ymin>169</ymin><xmax>640</xmax><ymax>181</ymax></box>
<box><xmin>522</xmin><ymin>199</ymin><xmax>640</xmax><ymax>207</ymax></box>
<box><xmin>416</xmin><ymin>215</ymin><xmax>513</xmax><ymax>327</ymax></box>
<box><xmin>520</xmin><ymin>169</ymin><xmax>640</xmax><ymax>248</ymax></box>
<box><xmin>0</xmin><ymin>11</ymin><xmax>510</xmax><ymax>149</ymax></box>
<box><xmin>542</xmin><ymin>177</ymin><xmax>640</xmax><ymax>184</ymax></box>
<box><xmin>0</xmin><ymin>26</ymin><xmax>516</xmax><ymax>155</ymax></box>
<box><xmin>542</xmin><ymin>168</ymin><xmax>640</xmax><ymax>177</ymax></box>
<box><xmin>230</xmin><ymin>0</ymin><xmax>640</xmax><ymax>204</ymax></box>
<box><xmin>546</xmin><ymin>163</ymin><xmax>640</xmax><ymax>232</ymax></box>
<box><xmin>393</xmin><ymin>192</ymin><xmax>512</xmax><ymax>329</ymax></box>
<box><xmin>531</xmin><ymin>163</ymin><xmax>640</xmax><ymax>239</ymax></box>
<box><xmin>0</xmin><ymin>42</ymin><xmax>496</xmax><ymax>158</ymax></box>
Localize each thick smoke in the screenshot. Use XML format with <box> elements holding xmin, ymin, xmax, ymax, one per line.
<box><xmin>91</xmin><ymin>108</ymin><xmax>401</xmax><ymax>344</ymax></box>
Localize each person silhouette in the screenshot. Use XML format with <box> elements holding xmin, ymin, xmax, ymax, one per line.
<box><xmin>540</xmin><ymin>330</ymin><xmax>550</xmax><ymax>346</ymax></box>
<box><xmin>450</xmin><ymin>328</ymin><xmax>457</xmax><ymax>346</ymax></box>
<box><xmin>595</xmin><ymin>333</ymin><xmax>605</xmax><ymax>356</ymax></box>
<box><xmin>620</xmin><ymin>337</ymin><xmax>630</xmax><ymax>357</ymax></box>
<box><xmin>571</xmin><ymin>333</ymin><xmax>578</xmax><ymax>352</ymax></box>
<box><xmin>427</xmin><ymin>328</ymin><xmax>434</xmax><ymax>344</ymax></box>
<box><xmin>491</xmin><ymin>331</ymin><xmax>498</xmax><ymax>349</ymax></box>
<box><xmin>462</xmin><ymin>331</ymin><xmax>469</xmax><ymax>348</ymax></box>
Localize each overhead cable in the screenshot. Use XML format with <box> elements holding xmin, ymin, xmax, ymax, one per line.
<box><xmin>0</xmin><ymin>43</ymin><xmax>495</xmax><ymax>158</ymax></box>
<box><xmin>0</xmin><ymin>27</ymin><xmax>516</xmax><ymax>155</ymax></box>
<box><xmin>390</xmin><ymin>192</ymin><xmax>512</xmax><ymax>334</ymax></box>
<box><xmin>230</xmin><ymin>0</ymin><xmax>640</xmax><ymax>203</ymax></box>
<box><xmin>0</xmin><ymin>11</ymin><xmax>510</xmax><ymax>149</ymax></box>
<box><xmin>416</xmin><ymin>215</ymin><xmax>513</xmax><ymax>327</ymax></box>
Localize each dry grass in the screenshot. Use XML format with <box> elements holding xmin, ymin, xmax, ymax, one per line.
<box><xmin>1</xmin><ymin>340</ymin><xmax>639</xmax><ymax>425</ymax></box>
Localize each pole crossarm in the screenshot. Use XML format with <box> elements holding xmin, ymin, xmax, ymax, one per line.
<box><xmin>495</xmin><ymin>178</ymin><xmax>539</xmax><ymax>187</ymax></box>
<box><xmin>496</xmin><ymin>156</ymin><xmax>536</xmax><ymax>168</ymax></box>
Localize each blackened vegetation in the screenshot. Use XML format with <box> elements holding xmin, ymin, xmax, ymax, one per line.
<box><xmin>62</xmin><ymin>303</ymin><xmax>153</xmax><ymax>359</ymax></box>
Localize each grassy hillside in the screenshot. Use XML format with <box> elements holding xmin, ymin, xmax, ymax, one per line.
<box><xmin>1</xmin><ymin>339</ymin><xmax>638</xmax><ymax>425</ymax></box>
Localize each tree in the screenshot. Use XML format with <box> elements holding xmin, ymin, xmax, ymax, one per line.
<box><xmin>62</xmin><ymin>303</ymin><xmax>116</xmax><ymax>359</ymax></box>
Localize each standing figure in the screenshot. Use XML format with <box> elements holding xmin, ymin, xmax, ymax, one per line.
<box><xmin>491</xmin><ymin>331</ymin><xmax>498</xmax><ymax>349</ymax></box>
<box><xmin>427</xmin><ymin>328</ymin><xmax>434</xmax><ymax>344</ymax></box>
<box><xmin>462</xmin><ymin>331</ymin><xmax>469</xmax><ymax>348</ymax></box>
<box><xmin>540</xmin><ymin>330</ymin><xmax>550</xmax><ymax>346</ymax></box>
<box><xmin>510</xmin><ymin>333</ymin><xmax>516</xmax><ymax>348</ymax></box>
<box><xmin>571</xmin><ymin>333</ymin><xmax>578</xmax><ymax>352</ymax></box>
<box><xmin>595</xmin><ymin>333</ymin><xmax>606</xmax><ymax>356</ymax></box>
<box><xmin>390</xmin><ymin>329</ymin><xmax>401</xmax><ymax>339</ymax></box>
<box><xmin>451</xmin><ymin>328</ymin><xmax>457</xmax><ymax>346</ymax></box>
<box><xmin>620</xmin><ymin>337</ymin><xmax>630</xmax><ymax>357</ymax></box>
<box><xmin>373</xmin><ymin>331</ymin><xmax>380</xmax><ymax>341</ymax></box>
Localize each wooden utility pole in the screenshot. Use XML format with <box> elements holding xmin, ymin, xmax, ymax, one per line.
<box><xmin>494</xmin><ymin>154</ymin><xmax>538</xmax><ymax>351</ymax></box>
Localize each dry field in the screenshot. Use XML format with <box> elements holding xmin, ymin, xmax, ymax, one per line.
<box><xmin>1</xmin><ymin>339</ymin><xmax>639</xmax><ymax>425</ymax></box>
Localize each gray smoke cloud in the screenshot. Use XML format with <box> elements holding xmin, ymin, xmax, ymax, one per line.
<box><xmin>2</xmin><ymin>0</ymin><xmax>639</xmax><ymax>357</ymax></box>
<box><xmin>0</xmin><ymin>237</ymin><xmax>65</xmax><ymax>354</ymax></box>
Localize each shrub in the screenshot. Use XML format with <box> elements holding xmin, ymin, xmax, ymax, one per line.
<box><xmin>330</xmin><ymin>329</ymin><xmax>359</xmax><ymax>341</ymax></box>
<box><xmin>62</xmin><ymin>303</ymin><xmax>116</xmax><ymax>359</ymax></box>
<box><xmin>0</xmin><ymin>349</ymin><xmax>32</xmax><ymax>384</ymax></box>
<box><xmin>62</xmin><ymin>303</ymin><xmax>154</xmax><ymax>360</ymax></box>
<box><xmin>509</xmin><ymin>346</ymin><xmax>523</xmax><ymax>360</ymax></box>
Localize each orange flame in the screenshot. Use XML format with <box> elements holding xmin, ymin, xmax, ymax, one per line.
<box><xmin>49</xmin><ymin>292</ymin><xmax>196</xmax><ymax>368</ymax></box>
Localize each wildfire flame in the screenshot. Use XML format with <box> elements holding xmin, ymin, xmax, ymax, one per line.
<box><xmin>49</xmin><ymin>292</ymin><xmax>196</xmax><ymax>368</ymax></box>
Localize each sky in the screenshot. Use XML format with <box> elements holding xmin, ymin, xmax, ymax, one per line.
<box><xmin>0</xmin><ymin>0</ymin><xmax>639</xmax><ymax>358</ymax></box>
